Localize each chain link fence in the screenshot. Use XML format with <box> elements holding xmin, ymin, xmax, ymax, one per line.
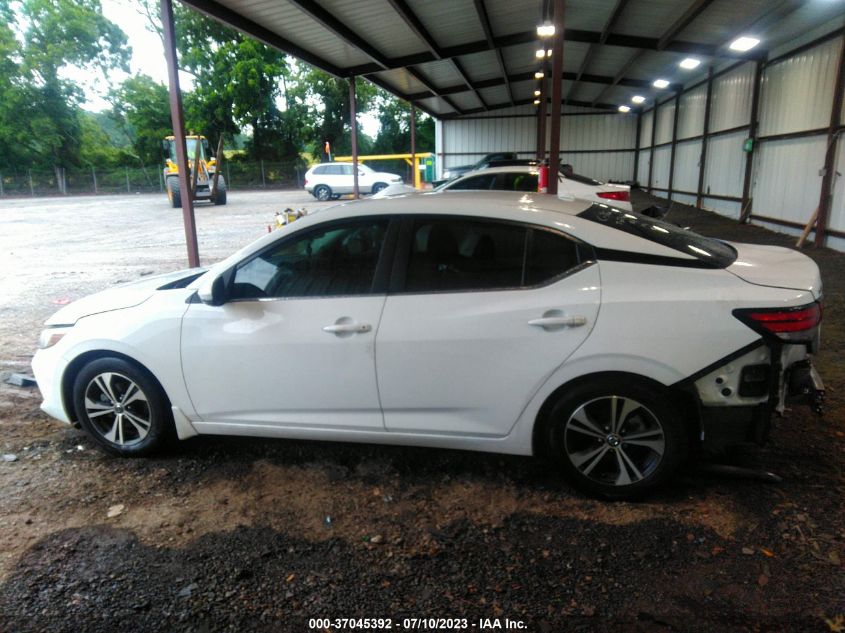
<box><xmin>0</xmin><ymin>160</ymin><xmax>305</xmax><ymax>197</ymax></box>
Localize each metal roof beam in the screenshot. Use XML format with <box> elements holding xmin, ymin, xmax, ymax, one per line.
<box><xmin>346</xmin><ymin>27</ymin><xmax>752</xmax><ymax>75</ymax></box>
<box><xmin>402</xmin><ymin>68</ymin><xmax>677</xmax><ymax>102</ymax></box>
<box><xmin>473</xmin><ymin>0</ymin><xmax>513</xmax><ymax>104</ymax></box>
<box><xmin>286</xmin><ymin>0</ymin><xmax>392</xmax><ymax>69</ymax></box>
<box><xmin>657</xmin><ymin>0</ymin><xmax>717</xmax><ymax>50</ymax></box>
<box><xmin>405</xmin><ymin>67</ymin><xmax>465</xmax><ymax>114</ymax></box>
<box><xmin>384</xmin><ymin>0</ymin><xmax>487</xmax><ymax>108</ymax></box>
<box><xmin>590</xmin><ymin>49</ymin><xmax>646</xmax><ymax>106</ymax></box>
<box><xmin>179</xmin><ymin>0</ymin><xmax>345</xmax><ymax>76</ymax></box>
<box><xmin>568</xmin><ymin>0</ymin><xmax>632</xmax><ymax>102</ymax></box>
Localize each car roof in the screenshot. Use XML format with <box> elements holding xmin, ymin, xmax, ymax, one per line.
<box><xmin>203</xmin><ymin>191</ymin><xmax>697</xmax><ymax>280</ymax></box>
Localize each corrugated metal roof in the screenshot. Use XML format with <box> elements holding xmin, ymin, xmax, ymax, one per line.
<box><xmin>182</xmin><ymin>0</ymin><xmax>845</xmax><ymax>118</ymax></box>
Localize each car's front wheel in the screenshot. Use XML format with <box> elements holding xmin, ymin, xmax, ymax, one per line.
<box><xmin>72</xmin><ymin>357</ymin><xmax>173</xmax><ymax>456</ymax></box>
<box><xmin>543</xmin><ymin>376</ymin><xmax>688</xmax><ymax>499</ymax></box>
<box><xmin>313</xmin><ymin>185</ymin><xmax>332</xmax><ymax>201</ymax></box>
<box><xmin>371</xmin><ymin>182</ymin><xmax>388</xmax><ymax>194</ymax></box>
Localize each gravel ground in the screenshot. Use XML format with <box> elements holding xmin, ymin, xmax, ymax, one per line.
<box><xmin>0</xmin><ymin>189</ymin><xmax>843</xmax><ymax>632</ymax></box>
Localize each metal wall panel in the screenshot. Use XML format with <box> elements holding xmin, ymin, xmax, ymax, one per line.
<box><xmin>672</xmin><ymin>193</ymin><xmax>697</xmax><ymax>207</ymax></box>
<box><xmin>751</xmin><ymin>135</ymin><xmax>827</xmax><ymax>224</ymax></box>
<box><xmin>560</xmin><ymin>152</ymin><xmax>635</xmax><ymax>183</ymax></box>
<box><xmin>702</xmin><ymin>198</ymin><xmax>741</xmax><ymax>220</ymax></box>
<box><xmin>677</xmin><ymin>84</ymin><xmax>707</xmax><ymax>140</ymax></box>
<box><xmin>637</xmin><ymin>149</ymin><xmax>650</xmax><ymax>185</ymax></box>
<box><xmin>441</xmin><ymin>117</ymin><xmax>537</xmax><ymax>167</ymax></box>
<box><xmin>709</xmin><ymin>62</ymin><xmax>754</xmax><ymax>133</ymax></box>
<box><xmin>654</xmin><ymin>100</ymin><xmax>675</xmax><ymax>146</ymax></box>
<box><xmin>639</xmin><ymin>111</ymin><xmax>654</xmax><ymax>148</ymax></box>
<box><xmin>672</xmin><ymin>139</ymin><xmax>702</xmax><ymax>193</ymax></box>
<box><xmin>703</xmin><ymin>131</ymin><xmax>746</xmax><ymax>199</ymax></box>
<box><xmin>650</xmin><ymin>146</ymin><xmax>671</xmax><ymax>190</ymax></box>
<box><xmin>758</xmin><ymin>37</ymin><xmax>842</xmax><ymax>136</ymax></box>
<box><xmin>558</xmin><ymin>114</ymin><xmax>637</xmax><ymax>151</ymax></box>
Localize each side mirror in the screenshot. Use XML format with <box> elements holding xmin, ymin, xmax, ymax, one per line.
<box><xmin>197</xmin><ymin>272</ymin><xmax>228</xmax><ymax>306</ymax></box>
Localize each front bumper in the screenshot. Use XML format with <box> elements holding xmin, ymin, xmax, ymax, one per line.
<box><xmin>31</xmin><ymin>347</ymin><xmax>73</xmax><ymax>425</ymax></box>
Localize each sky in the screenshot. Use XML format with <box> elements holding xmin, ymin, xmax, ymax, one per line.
<box><xmin>71</xmin><ymin>0</ymin><xmax>380</xmax><ymax>136</ymax></box>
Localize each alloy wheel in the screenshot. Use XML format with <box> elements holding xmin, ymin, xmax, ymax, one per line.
<box><xmin>83</xmin><ymin>372</ymin><xmax>152</xmax><ymax>447</ymax></box>
<box><xmin>563</xmin><ymin>395</ymin><xmax>665</xmax><ymax>486</ymax></box>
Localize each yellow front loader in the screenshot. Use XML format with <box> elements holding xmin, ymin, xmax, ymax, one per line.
<box><xmin>162</xmin><ymin>135</ymin><xmax>227</xmax><ymax>208</ymax></box>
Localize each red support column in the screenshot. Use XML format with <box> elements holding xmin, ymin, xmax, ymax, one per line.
<box><xmin>161</xmin><ymin>0</ymin><xmax>199</xmax><ymax>267</ymax></box>
<box><xmin>349</xmin><ymin>77</ymin><xmax>360</xmax><ymax>200</ymax></box>
<box><xmin>547</xmin><ymin>0</ymin><xmax>565</xmax><ymax>195</ymax></box>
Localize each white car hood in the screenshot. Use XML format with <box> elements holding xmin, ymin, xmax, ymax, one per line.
<box><xmin>45</xmin><ymin>268</ymin><xmax>203</xmax><ymax>325</ymax></box>
<box><xmin>726</xmin><ymin>242</ymin><xmax>822</xmax><ymax>300</ymax></box>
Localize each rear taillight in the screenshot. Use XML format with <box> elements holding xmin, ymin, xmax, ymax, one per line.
<box><xmin>733</xmin><ymin>302</ymin><xmax>822</xmax><ymax>342</ymax></box>
<box><xmin>597</xmin><ymin>190</ymin><xmax>630</xmax><ymax>202</ymax></box>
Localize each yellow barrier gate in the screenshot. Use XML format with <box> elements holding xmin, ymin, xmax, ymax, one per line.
<box><xmin>334</xmin><ymin>152</ymin><xmax>434</xmax><ymax>189</ymax></box>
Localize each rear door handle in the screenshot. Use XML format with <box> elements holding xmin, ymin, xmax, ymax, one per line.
<box><xmin>322</xmin><ymin>323</ymin><xmax>372</xmax><ymax>334</ymax></box>
<box><xmin>528</xmin><ymin>315</ymin><xmax>587</xmax><ymax>329</ymax></box>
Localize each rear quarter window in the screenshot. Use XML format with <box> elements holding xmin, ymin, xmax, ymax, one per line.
<box><xmin>577</xmin><ymin>204</ymin><xmax>737</xmax><ymax>268</ymax></box>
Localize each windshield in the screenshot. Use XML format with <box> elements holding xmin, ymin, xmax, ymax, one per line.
<box><xmin>577</xmin><ymin>204</ymin><xmax>737</xmax><ymax>268</ymax></box>
<box><xmin>170</xmin><ymin>138</ymin><xmax>207</xmax><ymax>162</ymax></box>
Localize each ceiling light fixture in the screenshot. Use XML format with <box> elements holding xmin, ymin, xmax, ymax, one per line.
<box><xmin>535</xmin><ymin>71</ymin><xmax>545</xmax><ymax>79</ymax></box>
<box><xmin>729</xmin><ymin>36</ymin><xmax>760</xmax><ymax>52</ymax></box>
<box><xmin>537</xmin><ymin>21</ymin><xmax>555</xmax><ymax>37</ymax></box>
<box><xmin>631</xmin><ymin>95</ymin><xmax>646</xmax><ymax>104</ymax></box>
<box><xmin>535</xmin><ymin>49</ymin><xmax>545</xmax><ymax>58</ymax></box>
<box><xmin>534</xmin><ymin>89</ymin><xmax>541</xmax><ymax>96</ymax></box>
<box><xmin>534</xmin><ymin>99</ymin><xmax>541</xmax><ymax>105</ymax></box>
<box><xmin>653</xmin><ymin>78</ymin><xmax>670</xmax><ymax>89</ymax></box>
<box><xmin>618</xmin><ymin>105</ymin><xmax>631</xmax><ymax>113</ymax></box>
<box><xmin>679</xmin><ymin>57</ymin><xmax>701</xmax><ymax>69</ymax></box>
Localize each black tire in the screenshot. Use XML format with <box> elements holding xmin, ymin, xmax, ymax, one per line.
<box><xmin>371</xmin><ymin>182</ymin><xmax>388</xmax><ymax>195</ymax></box>
<box><xmin>542</xmin><ymin>376</ymin><xmax>688</xmax><ymax>499</ymax></box>
<box><xmin>167</xmin><ymin>178</ymin><xmax>181</xmax><ymax>208</ymax></box>
<box><xmin>72</xmin><ymin>357</ymin><xmax>174</xmax><ymax>457</ymax></box>
<box><xmin>314</xmin><ymin>185</ymin><xmax>331</xmax><ymax>201</ymax></box>
<box><xmin>214</xmin><ymin>175</ymin><xmax>227</xmax><ymax>205</ymax></box>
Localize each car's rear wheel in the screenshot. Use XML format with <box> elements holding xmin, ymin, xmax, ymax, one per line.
<box><xmin>72</xmin><ymin>357</ymin><xmax>173</xmax><ymax>456</ymax></box>
<box><xmin>543</xmin><ymin>377</ymin><xmax>687</xmax><ymax>499</ymax></box>
<box><xmin>314</xmin><ymin>185</ymin><xmax>331</xmax><ymax>201</ymax></box>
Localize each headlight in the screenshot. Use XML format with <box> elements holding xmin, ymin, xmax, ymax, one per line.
<box><xmin>38</xmin><ymin>327</ymin><xmax>71</xmax><ymax>349</ymax></box>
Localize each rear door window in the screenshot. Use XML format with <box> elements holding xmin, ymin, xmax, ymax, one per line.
<box><xmin>448</xmin><ymin>174</ymin><xmax>497</xmax><ymax>190</ymax></box>
<box><xmin>400</xmin><ymin>217</ymin><xmax>585</xmax><ymax>293</ymax></box>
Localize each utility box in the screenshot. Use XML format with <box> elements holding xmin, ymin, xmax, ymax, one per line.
<box><xmin>423</xmin><ymin>156</ymin><xmax>436</xmax><ymax>182</ymax></box>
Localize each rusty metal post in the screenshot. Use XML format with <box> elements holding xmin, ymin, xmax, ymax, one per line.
<box><xmin>632</xmin><ymin>111</ymin><xmax>642</xmax><ymax>184</ymax></box>
<box><xmin>410</xmin><ymin>104</ymin><xmax>417</xmax><ymax>187</ymax></box>
<box><xmin>349</xmin><ymin>77</ymin><xmax>360</xmax><ymax>199</ymax></box>
<box><xmin>647</xmin><ymin>105</ymin><xmax>657</xmax><ymax>193</ymax></box>
<box><xmin>667</xmin><ymin>91</ymin><xmax>681</xmax><ymax>201</ymax></box>
<box><xmin>537</xmin><ymin>75</ymin><xmax>547</xmax><ymax>160</ymax></box>
<box><xmin>547</xmin><ymin>0</ymin><xmax>564</xmax><ymax>195</ymax></box>
<box><xmin>696</xmin><ymin>66</ymin><xmax>714</xmax><ymax>208</ymax></box>
<box><xmin>161</xmin><ymin>0</ymin><xmax>199</xmax><ymax>267</ymax></box>
<box><xmin>739</xmin><ymin>59</ymin><xmax>763</xmax><ymax>224</ymax></box>
<box><xmin>814</xmin><ymin>39</ymin><xmax>845</xmax><ymax>247</ymax></box>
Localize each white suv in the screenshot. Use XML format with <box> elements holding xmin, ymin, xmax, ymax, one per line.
<box><xmin>305</xmin><ymin>162</ymin><xmax>403</xmax><ymax>200</ymax></box>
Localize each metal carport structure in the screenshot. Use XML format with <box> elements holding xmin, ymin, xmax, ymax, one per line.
<box><xmin>160</xmin><ymin>0</ymin><xmax>845</xmax><ymax>266</ymax></box>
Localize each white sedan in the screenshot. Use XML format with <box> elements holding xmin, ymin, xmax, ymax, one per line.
<box><xmin>32</xmin><ymin>192</ymin><xmax>824</xmax><ymax>498</ymax></box>
<box><xmin>433</xmin><ymin>165</ymin><xmax>633</xmax><ymax>211</ymax></box>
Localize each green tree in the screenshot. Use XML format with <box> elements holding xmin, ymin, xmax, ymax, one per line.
<box><xmin>372</xmin><ymin>90</ymin><xmax>435</xmax><ymax>155</ymax></box>
<box><xmin>287</xmin><ymin>64</ymin><xmax>377</xmax><ymax>159</ymax></box>
<box><xmin>110</xmin><ymin>75</ymin><xmax>172</xmax><ymax>167</ymax></box>
<box><xmin>0</xmin><ymin>0</ymin><xmax>129</xmax><ymax>178</ymax></box>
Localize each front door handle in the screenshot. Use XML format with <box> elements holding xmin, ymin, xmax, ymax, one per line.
<box><xmin>322</xmin><ymin>322</ymin><xmax>372</xmax><ymax>334</ymax></box>
<box><xmin>528</xmin><ymin>315</ymin><xmax>587</xmax><ymax>329</ymax></box>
